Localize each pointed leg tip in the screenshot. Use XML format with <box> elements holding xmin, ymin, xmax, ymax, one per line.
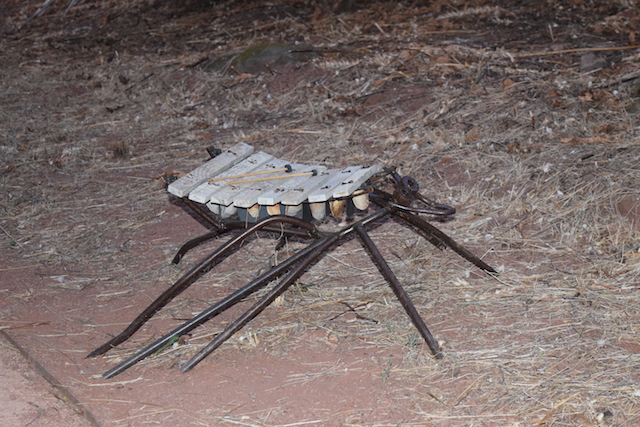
<box><xmin>86</xmin><ymin>348</ymin><xmax>103</xmax><ymax>358</ymax></box>
<box><xmin>180</xmin><ymin>361</ymin><xmax>194</xmax><ymax>373</ymax></box>
<box><xmin>87</xmin><ymin>342</ymin><xmax>117</xmax><ymax>358</ymax></box>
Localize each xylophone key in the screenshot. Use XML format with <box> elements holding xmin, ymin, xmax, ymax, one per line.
<box><xmin>175</xmin><ymin>144</ymin><xmax>380</xmax><ymax>223</ymax></box>
<box><xmin>331</xmin><ymin>165</ymin><xmax>381</xmax><ymax>199</ymax></box>
<box><xmin>230</xmin><ymin>159</ymin><xmax>291</xmax><ymax>209</ymax></box>
<box><xmin>168</xmin><ymin>142</ymin><xmax>254</xmax><ymax>198</ymax></box>
<box><xmin>190</xmin><ymin>151</ymin><xmax>274</xmax><ymax>204</ymax></box>
<box><xmin>280</xmin><ymin>169</ymin><xmax>337</xmax><ymax>208</ymax></box>
<box><xmin>258</xmin><ymin>165</ymin><xmax>326</xmax><ymax>206</ymax></box>
<box><xmin>209</xmin><ymin>158</ymin><xmax>287</xmax><ymax>208</ymax></box>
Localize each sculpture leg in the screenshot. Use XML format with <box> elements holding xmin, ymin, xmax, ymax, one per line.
<box><xmin>88</xmin><ymin>215</ymin><xmax>318</xmax><ymax>358</ymax></box>
<box><xmin>180</xmin><ymin>207</ymin><xmax>393</xmax><ymax>372</ymax></box>
<box><xmin>394</xmin><ymin>210</ymin><xmax>496</xmax><ymax>274</ymax></box>
<box><xmin>172</xmin><ymin>229</ymin><xmax>229</xmax><ymax>264</ymax></box>
<box><xmin>354</xmin><ymin>223</ymin><xmax>443</xmax><ymax>359</ymax></box>
<box><xmin>181</xmin><ymin>232</ymin><xmax>342</xmax><ymax>372</ymax></box>
<box><xmin>102</xmin><ymin>234</ymin><xmax>336</xmax><ymax>378</ymax></box>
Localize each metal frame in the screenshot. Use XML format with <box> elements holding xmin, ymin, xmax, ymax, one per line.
<box><xmin>88</xmin><ymin>168</ymin><xmax>496</xmax><ymax>378</ymax></box>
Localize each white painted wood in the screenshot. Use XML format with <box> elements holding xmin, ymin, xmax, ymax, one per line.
<box><xmin>279</xmin><ymin>169</ymin><xmax>337</xmax><ymax>206</ymax></box>
<box><xmin>257</xmin><ymin>165</ymin><xmax>327</xmax><ymax>206</ymax></box>
<box><xmin>332</xmin><ymin>165</ymin><xmax>381</xmax><ymax>199</ymax></box>
<box><xmin>189</xmin><ymin>152</ymin><xmax>274</xmax><ymax>204</ymax></box>
<box><xmin>307</xmin><ymin>166</ymin><xmax>366</xmax><ymax>203</ymax></box>
<box><xmin>169</xmin><ymin>143</ymin><xmax>380</xmax><ymax>222</ymax></box>
<box><xmin>229</xmin><ymin>159</ymin><xmax>291</xmax><ymax>208</ymax></box>
<box><xmin>167</xmin><ymin>142</ymin><xmax>254</xmax><ymax>198</ymax></box>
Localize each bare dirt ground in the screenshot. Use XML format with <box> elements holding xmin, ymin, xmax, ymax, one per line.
<box><xmin>1</xmin><ymin>0</ymin><xmax>640</xmax><ymax>425</ymax></box>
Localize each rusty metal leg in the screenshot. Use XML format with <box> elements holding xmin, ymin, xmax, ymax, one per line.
<box><xmin>172</xmin><ymin>229</ymin><xmax>229</xmax><ymax>264</ymax></box>
<box><xmin>354</xmin><ymin>223</ymin><xmax>443</xmax><ymax>359</ymax></box>
<box><xmin>87</xmin><ymin>215</ymin><xmax>318</xmax><ymax>358</ymax></box>
<box><xmin>102</xmin><ymin>234</ymin><xmax>334</xmax><ymax>378</ymax></box>
<box><xmin>181</xmin><ymin>233</ymin><xmax>342</xmax><ymax>372</ymax></box>
<box><xmin>180</xmin><ymin>207</ymin><xmax>392</xmax><ymax>372</ymax></box>
<box><xmin>393</xmin><ymin>210</ymin><xmax>496</xmax><ymax>274</ymax></box>
<box><xmin>370</xmin><ymin>192</ymin><xmax>447</xmax><ymax>249</ymax></box>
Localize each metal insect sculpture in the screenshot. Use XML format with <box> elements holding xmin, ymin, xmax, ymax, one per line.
<box><xmin>88</xmin><ymin>143</ymin><xmax>496</xmax><ymax>378</ymax></box>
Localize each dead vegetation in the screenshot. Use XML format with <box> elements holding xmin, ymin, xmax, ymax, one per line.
<box><xmin>1</xmin><ymin>0</ymin><xmax>640</xmax><ymax>425</ymax></box>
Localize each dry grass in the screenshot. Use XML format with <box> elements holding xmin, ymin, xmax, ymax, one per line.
<box><xmin>2</xmin><ymin>0</ymin><xmax>640</xmax><ymax>425</ymax></box>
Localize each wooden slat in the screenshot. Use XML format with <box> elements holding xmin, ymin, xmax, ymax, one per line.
<box><xmin>230</xmin><ymin>159</ymin><xmax>292</xmax><ymax>208</ymax></box>
<box><xmin>168</xmin><ymin>142</ymin><xmax>380</xmax><ymax>223</ymax></box>
<box><xmin>167</xmin><ymin>142</ymin><xmax>254</xmax><ymax>198</ymax></box>
<box><xmin>279</xmin><ymin>169</ymin><xmax>337</xmax><ymax>206</ymax></box>
<box><xmin>332</xmin><ymin>165</ymin><xmax>380</xmax><ymax>198</ymax></box>
<box><xmin>257</xmin><ymin>165</ymin><xmax>327</xmax><ymax>206</ymax></box>
<box><xmin>188</xmin><ymin>152</ymin><xmax>274</xmax><ymax>204</ymax></box>
<box><xmin>307</xmin><ymin>166</ymin><xmax>372</xmax><ymax>203</ymax></box>
<box><xmin>209</xmin><ymin>158</ymin><xmax>288</xmax><ymax>207</ymax></box>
